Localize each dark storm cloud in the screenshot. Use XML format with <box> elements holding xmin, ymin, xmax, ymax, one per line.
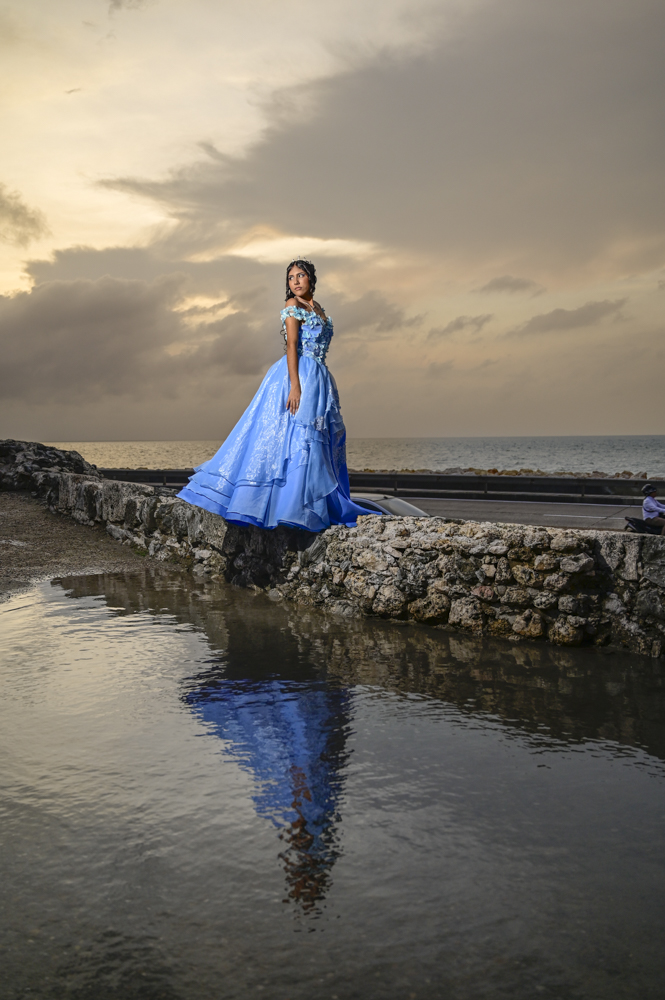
<box><xmin>179</xmin><ymin>308</ymin><xmax>279</xmax><ymax>379</ymax></box>
<box><xmin>326</xmin><ymin>291</ymin><xmax>423</xmax><ymax>338</ymax></box>
<box><xmin>0</xmin><ymin>275</ymin><xmax>184</xmax><ymax>402</ymax></box>
<box><xmin>102</xmin><ymin>0</ymin><xmax>665</xmax><ymax>274</ymax></box>
<box><xmin>25</xmin><ymin>244</ymin><xmax>268</xmax><ymax>291</ymax></box>
<box><xmin>25</xmin><ymin>245</ymin><xmax>384</xmax><ymax>330</ymax></box>
<box><xmin>476</xmin><ymin>276</ymin><xmax>544</xmax><ymax>296</ymax></box>
<box><xmin>510</xmin><ymin>299</ymin><xmax>627</xmax><ymax>337</ymax></box>
<box><xmin>0</xmin><ymin>274</ymin><xmax>282</xmax><ymax>405</ymax></box>
<box><xmin>24</xmin><ymin>242</ymin><xmax>419</xmax><ymax>346</ymax></box>
<box><xmin>428</xmin><ymin>314</ymin><xmax>492</xmax><ymax>339</ymax></box>
<box><xmin>0</xmin><ymin>182</ymin><xmax>49</xmax><ymax>246</ymax></box>
<box><xmin>0</xmin><ymin>268</ymin><xmax>407</xmax><ymax>405</ymax></box>
<box><xmin>26</xmin><ymin>246</ymin><xmax>168</xmax><ymax>284</ymax></box>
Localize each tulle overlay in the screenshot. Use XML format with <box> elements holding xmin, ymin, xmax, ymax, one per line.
<box><xmin>177</xmin><ymin>308</ymin><xmax>367</xmax><ymax>531</ymax></box>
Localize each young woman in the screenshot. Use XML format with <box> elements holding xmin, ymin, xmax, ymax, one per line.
<box><xmin>177</xmin><ymin>259</ymin><xmax>367</xmax><ymax>531</ymax></box>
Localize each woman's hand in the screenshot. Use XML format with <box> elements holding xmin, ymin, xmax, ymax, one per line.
<box><xmin>286</xmin><ymin>384</ymin><xmax>301</xmax><ymax>415</ymax></box>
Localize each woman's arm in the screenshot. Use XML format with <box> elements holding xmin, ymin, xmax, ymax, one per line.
<box><xmin>285</xmin><ymin>312</ymin><xmax>301</xmax><ymax>415</ymax></box>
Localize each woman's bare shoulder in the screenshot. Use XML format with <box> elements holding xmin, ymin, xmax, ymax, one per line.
<box><xmin>283</xmin><ymin>297</ymin><xmax>299</xmax><ymax>309</ymax></box>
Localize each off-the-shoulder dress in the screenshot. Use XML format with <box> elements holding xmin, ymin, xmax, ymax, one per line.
<box><xmin>177</xmin><ymin>303</ymin><xmax>367</xmax><ymax>531</ymax></box>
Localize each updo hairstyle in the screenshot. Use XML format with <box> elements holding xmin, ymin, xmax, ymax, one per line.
<box><xmin>285</xmin><ymin>259</ymin><xmax>317</xmax><ymax>301</ymax></box>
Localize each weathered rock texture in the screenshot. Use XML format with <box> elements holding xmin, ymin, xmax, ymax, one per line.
<box><xmin>0</xmin><ymin>439</ymin><xmax>100</xmax><ymax>487</ymax></box>
<box><xmin>2</xmin><ymin>440</ymin><xmax>665</xmax><ymax>657</ymax></box>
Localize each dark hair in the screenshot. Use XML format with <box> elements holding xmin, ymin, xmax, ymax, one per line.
<box><xmin>285</xmin><ymin>259</ymin><xmax>317</xmax><ymax>300</ymax></box>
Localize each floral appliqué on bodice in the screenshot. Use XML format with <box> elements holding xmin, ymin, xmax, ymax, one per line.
<box><xmin>281</xmin><ymin>305</ymin><xmax>333</xmax><ymax>365</ymax></box>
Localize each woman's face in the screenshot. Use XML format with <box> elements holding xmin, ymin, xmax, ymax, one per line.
<box><xmin>288</xmin><ymin>265</ymin><xmax>311</xmax><ymax>298</ymax></box>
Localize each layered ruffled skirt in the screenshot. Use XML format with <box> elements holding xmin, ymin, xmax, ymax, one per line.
<box><xmin>177</xmin><ymin>355</ymin><xmax>367</xmax><ymax>531</ymax></box>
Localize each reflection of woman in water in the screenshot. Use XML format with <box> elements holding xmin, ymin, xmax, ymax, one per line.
<box><xmin>184</xmin><ymin>677</ymin><xmax>351</xmax><ymax>912</ymax></box>
<box><xmin>177</xmin><ymin>259</ymin><xmax>366</xmax><ymax>532</ymax></box>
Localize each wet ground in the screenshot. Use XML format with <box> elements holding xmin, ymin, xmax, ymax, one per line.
<box><xmin>0</xmin><ymin>492</ymin><xmax>158</xmax><ymax>599</ymax></box>
<box><xmin>1</xmin><ymin>567</ymin><xmax>665</xmax><ymax>1000</ymax></box>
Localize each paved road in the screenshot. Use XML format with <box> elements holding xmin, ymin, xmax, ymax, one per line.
<box><xmin>406</xmin><ymin>497</ymin><xmax>636</xmax><ymax>531</ymax></box>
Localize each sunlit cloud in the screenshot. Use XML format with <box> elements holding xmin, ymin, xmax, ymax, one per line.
<box><xmin>227</xmin><ymin>235</ymin><xmax>379</xmax><ymax>264</ymax></box>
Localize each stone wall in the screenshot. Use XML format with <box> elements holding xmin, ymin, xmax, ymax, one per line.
<box><xmin>2</xmin><ymin>439</ymin><xmax>664</xmax><ymax>657</ymax></box>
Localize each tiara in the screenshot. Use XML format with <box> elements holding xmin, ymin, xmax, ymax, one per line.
<box><xmin>287</xmin><ymin>257</ymin><xmax>315</xmax><ymax>267</ymax></box>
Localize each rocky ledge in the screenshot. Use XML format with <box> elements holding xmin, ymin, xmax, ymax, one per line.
<box><xmin>0</xmin><ymin>438</ymin><xmax>100</xmax><ymax>485</ymax></box>
<box><xmin>2</xmin><ymin>440</ymin><xmax>664</xmax><ymax>657</ymax></box>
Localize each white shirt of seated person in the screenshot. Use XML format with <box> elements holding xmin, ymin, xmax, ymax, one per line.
<box><xmin>643</xmin><ymin>494</ymin><xmax>665</xmax><ymax>519</ymax></box>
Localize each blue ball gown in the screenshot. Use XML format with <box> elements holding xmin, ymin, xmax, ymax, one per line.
<box><xmin>177</xmin><ymin>303</ymin><xmax>368</xmax><ymax>531</ymax></box>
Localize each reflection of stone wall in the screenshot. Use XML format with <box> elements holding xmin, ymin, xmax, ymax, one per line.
<box><xmin>58</xmin><ymin>569</ymin><xmax>665</xmax><ymax>763</ymax></box>
<box><xmin>3</xmin><ymin>440</ymin><xmax>665</xmax><ymax>658</ymax></box>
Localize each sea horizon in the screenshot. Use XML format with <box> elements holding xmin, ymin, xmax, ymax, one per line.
<box><xmin>44</xmin><ymin>435</ymin><xmax>665</xmax><ymax>479</ymax></box>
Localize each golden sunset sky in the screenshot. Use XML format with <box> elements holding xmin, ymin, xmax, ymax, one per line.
<box><xmin>1</xmin><ymin>0</ymin><xmax>663</xmax><ymax>441</ymax></box>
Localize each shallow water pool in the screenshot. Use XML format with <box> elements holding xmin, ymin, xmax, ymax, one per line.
<box><xmin>1</xmin><ymin>570</ymin><xmax>665</xmax><ymax>999</ymax></box>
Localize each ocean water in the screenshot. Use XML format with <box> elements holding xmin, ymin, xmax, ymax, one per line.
<box><xmin>47</xmin><ymin>436</ymin><xmax>665</xmax><ymax>477</ymax></box>
<box><xmin>2</xmin><ymin>570</ymin><xmax>665</xmax><ymax>999</ymax></box>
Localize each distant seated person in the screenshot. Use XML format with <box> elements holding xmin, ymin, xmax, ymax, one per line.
<box><xmin>642</xmin><ymin>483</ymin><xmax>665</xmax><ymax>535</ymax></box>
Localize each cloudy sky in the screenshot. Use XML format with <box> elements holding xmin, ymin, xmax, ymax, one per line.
<box><xmin>1</xmin><ymin>0</ymin><xmax>663</xmax><ymax>442</ymax></box>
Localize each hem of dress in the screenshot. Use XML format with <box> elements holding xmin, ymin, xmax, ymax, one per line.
<box><xmin>177</xmin><ymin>484</ymin><xmax>365</xmax><ymax>532</ymax></box>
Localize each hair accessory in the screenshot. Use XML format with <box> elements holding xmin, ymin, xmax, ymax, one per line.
<box><xmin>288</xmin><ymin>257</ymin><xmax>315</xmax><ymax>267</ymax></box>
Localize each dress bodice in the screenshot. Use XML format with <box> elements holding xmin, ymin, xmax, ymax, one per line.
<box><xmin>281</xmin><ymin>305</ymin><xmax>333</xmax><ymax>365</ymax></box>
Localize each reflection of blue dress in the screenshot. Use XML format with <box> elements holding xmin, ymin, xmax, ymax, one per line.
<box><xmin>186</xmin><ymin>679</ymin><xmax>349</xmax><ymax>838</ymax></box>
<box><xmin>177</xmin><ymin>306</ymin><xmax>367</xmax><ymax>532</ymax></box>
<box><xmin>185</xmin><ymin>678</ymin><xmax>351</xmax><ymax>911</ymax></box>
